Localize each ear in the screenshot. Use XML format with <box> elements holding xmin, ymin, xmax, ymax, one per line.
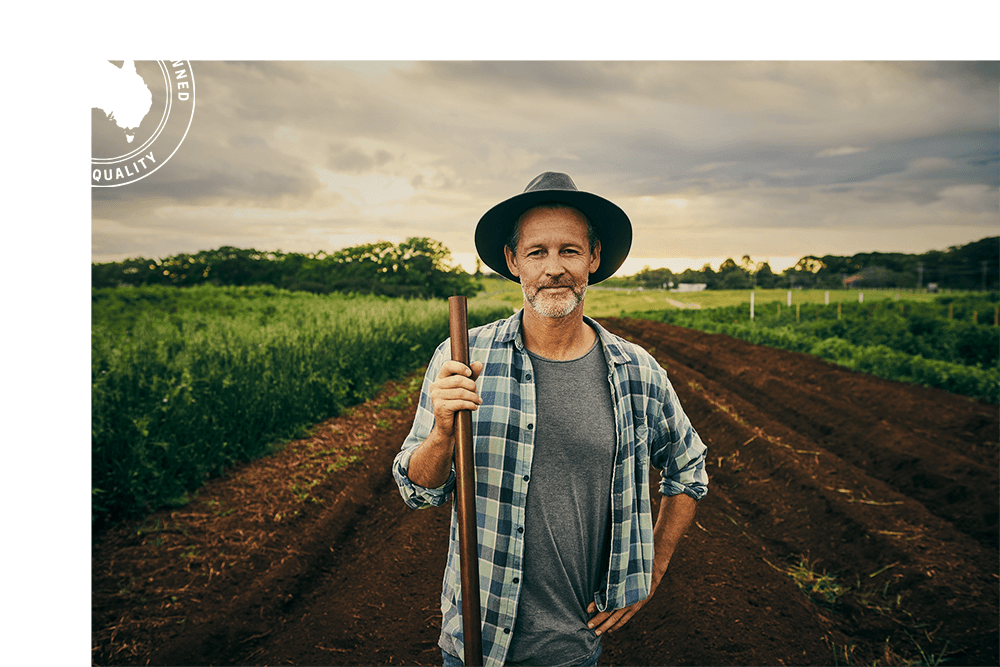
<box><xmin>589</xmin><ymin>240</ymin><xmax>602</xmax><ymax>275</ymax></box>
<box><xmin>504</xmin><ymin>244</ymin><xmax>521</xmax><ymax>278</ymax></box>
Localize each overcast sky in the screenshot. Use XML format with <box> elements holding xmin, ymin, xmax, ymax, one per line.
<box><xmin>91</xmin><ymin>60</ymin><xmax>999</xmax><ymax>276</ymax></box>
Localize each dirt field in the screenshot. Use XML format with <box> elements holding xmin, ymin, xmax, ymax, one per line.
<box><xmin>92</xmin><ymin>318</ymin><xmax>999</xmax><ymax>666</ymax></box>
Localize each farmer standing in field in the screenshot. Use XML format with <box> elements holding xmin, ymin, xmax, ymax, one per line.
<box><xmin>392</xmin><ymin>172</ymin><xmax>708</xmax><ymax>667</ymax></box>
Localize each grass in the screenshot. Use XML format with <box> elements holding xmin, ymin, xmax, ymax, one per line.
<box><xmin>468</xmin><ymin>278</ymin><xmax>955</xmax><ymax>319</ymax></box>
<box><xmin>765</xmin><ymin>556</ymin><xmax>849</xmax><ymax>606</ymax></box>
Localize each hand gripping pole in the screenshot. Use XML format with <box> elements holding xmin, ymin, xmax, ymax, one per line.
<box><xmin>448</xmin><ymin>296</ymin><xmax>482</xmax><ymax>666</ymax></box>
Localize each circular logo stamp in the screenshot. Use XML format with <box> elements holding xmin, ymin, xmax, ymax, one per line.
<box><xmin>10</xmin><ymin>2</ymin><xmax>194</xmax><ymax>187</ymax></box>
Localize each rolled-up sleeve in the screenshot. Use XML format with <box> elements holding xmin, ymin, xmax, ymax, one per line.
<box><xmin>392</xmin><ymin>341</ymin><xmax>457</xmax><ymax>509</ymax></box>
<box><xmin>649</xmin><ymin>368</ymin><xmax>709</xmax><ymax>501</ymax></box>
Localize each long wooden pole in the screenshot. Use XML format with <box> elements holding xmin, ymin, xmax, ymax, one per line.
<box><xmin>448</xmin><ymin>296</ymin><xmax>482</xmax><ymax>666</ymax></box>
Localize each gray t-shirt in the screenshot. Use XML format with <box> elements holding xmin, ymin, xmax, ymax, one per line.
<box><xmin>505</xmin><ymin>337</ymin><xmax>617</xmax><ymax>667</ymax></box>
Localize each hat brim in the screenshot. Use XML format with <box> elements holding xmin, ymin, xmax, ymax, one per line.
<box><xmin>474</xmin><ymin>189</ymin><xmax>632</xmax><ymax>285</ymax></box>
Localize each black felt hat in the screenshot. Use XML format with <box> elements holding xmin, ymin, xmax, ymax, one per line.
<box><xmin>474</xmin><ymin>171</ymin><xmax>633</xmax><ymax>284</ymax></box>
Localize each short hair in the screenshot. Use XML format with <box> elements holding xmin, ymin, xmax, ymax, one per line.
<box><xmin>505</xmin><ymin>203</ymin><xmax>600</xmax><ymax>256</ymax></box>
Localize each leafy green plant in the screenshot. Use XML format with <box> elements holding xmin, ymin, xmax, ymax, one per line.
<box><xmin>628</xmin><ymin>293</ymin><xmax>999</xmax><ymax>402</ymax></box>
<box><xmin>92</xmin><ymin>285</ymin><xmax>509</xmax><ymax>526</ymax></box>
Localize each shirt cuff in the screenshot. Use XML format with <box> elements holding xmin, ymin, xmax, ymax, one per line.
<box><xmin>660</xmin><ymin>478</ymin><xmax>708</xmax><ymax>501</ymax></box>
<box><xmin>397</xmin><ymin>447</ymin><xmax>456</xmax><ymax>505</ymax></box>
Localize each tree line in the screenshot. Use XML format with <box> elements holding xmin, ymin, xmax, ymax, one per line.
<box><xmin>91</xmin><ymin>237</ymin><xmax>483</xmax><ymax>299</ymax></box>
<box><xmin>93</xmin><ymin>235</ymin><xmax>998</xmax><ymax>296</ymax></box>
<box><xmin>610</xmin><ymin>236</ymin><xmax>999</xmax><ymax>291</ymax></box>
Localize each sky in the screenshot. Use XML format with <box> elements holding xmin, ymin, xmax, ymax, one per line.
<box><xmin>91</xmin><ymin>60</ymin><xmax>999</xmax><ymax>277</ymax></box>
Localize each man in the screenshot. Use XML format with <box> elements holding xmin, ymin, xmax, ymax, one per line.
<box><xmin>392</xmin><ymin>172</ymin><xmax>708</xmax><ymax>667</ymax></box>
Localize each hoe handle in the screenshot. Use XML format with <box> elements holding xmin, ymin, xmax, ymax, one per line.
<box><xmin>449</xmin><ymin>296</ymin><xmax>482</xmax><ymax>666</ymax></box>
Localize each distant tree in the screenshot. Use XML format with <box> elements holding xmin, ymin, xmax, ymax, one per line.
<box><xmin>788</xmin><ymin>256</ymin><xmax>826</xmax><ymax>288</ymax></box>
<box><xmin>91</xmin><ymin>238</ymin><xmax>481</xmax><ymax>298</ymax></box>
<box><xmin>634</xmin><ymin>266</ymin><xmax>675</xmax><ymax>289</ymax></box>
<box><xmin>717</xmin><ymin>258</ymin><xmax>752</xmax><ymax>289</ymax></box>
<box><xmin>754</xmin><ymin>262</ymin><xmax>778</xmax><ymax>288</ymax></box>
<box><xmin>92</xmin><ymin>256</ymin><xmax>161</xmax><ymax>287</ymax></box>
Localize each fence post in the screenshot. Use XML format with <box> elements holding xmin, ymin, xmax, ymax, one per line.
<box><xmin>837</xmin><ymin>302</ymin><xmax>841</xmax><ymax>320</ymax></box>
<box><xmin>750</xmin><ymin>291</ymin><xmax>755</xmax><ymax>322</ymax></box>
<box><xmin>859</xmin><ymin>292</ymin><xmax>864</xmax><ymax>304</ymax></box>
<box><xmin>825</xmin><ymin>290</ymin><xmax>829</xmax><ymax>305</ymax></box>
<box><xmin>796</xmin><ymin>303</ymin><xmax>800</xmax><ymax>321</ymax></box>
<box><xmin>787</xmin><ymin>290</ymin><xmax>792</xmax><ymax>307</ymax></box>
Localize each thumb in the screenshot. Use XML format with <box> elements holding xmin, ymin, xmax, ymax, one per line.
<box><xmin>470</xmin><ymin>361</ymin><xmax>484</xmax><ymax>381</ymax></box>
<box><xmin>586</xmin><ymin>601</ymin><xmax>597</xmax><ymax>614</ymax></box>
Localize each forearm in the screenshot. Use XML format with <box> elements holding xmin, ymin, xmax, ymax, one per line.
<box><xmin>406</xmin><ymin>426</ymin><xmax>455</xmax><ymax>489</ymax></box>
<box><xmin>650</xmin><ymin>492</ymin><xmax>697</xmax><ymax>591</ymax></box>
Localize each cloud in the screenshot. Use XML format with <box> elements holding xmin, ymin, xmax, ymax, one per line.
<box><xmin>315</xmin><ymin>170</ymin><xmax>415</xmax><ymax>208</ymax></box>
<box><xmin>328</xmin><ymin>143</ymin><xmax>393</xmax><ymax>173</ymax></box>
<box><xmin>816</xmin><ymin>146</ymin><xmax>868</xmax><ymax>157</ymax></box>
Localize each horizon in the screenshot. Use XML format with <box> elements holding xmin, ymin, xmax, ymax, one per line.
<box><xmin>93</xmin><ymin>233</ymin><xmax>997</xmax><ymax>278</ymax></box>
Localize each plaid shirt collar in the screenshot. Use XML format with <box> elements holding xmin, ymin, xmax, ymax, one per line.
<box><xmin>495</xmin><ymin>309</ymin><xmax>633</xmax><ymax>366</ymax></box>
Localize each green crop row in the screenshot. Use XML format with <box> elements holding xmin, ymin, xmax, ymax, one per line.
<box><xmin>92</xmin><ymin>285</ymin><xmax>510</xmax><ymax>526</ymax></box>
<box><xmin>629</xmin><ymin>299</ymin><xmax>999</xmax><ymax>403</ymax></box>
<box><xmin>640</xmin><ymin>294</ymin><xmax>999</xmax><ymax>369</ymax></box>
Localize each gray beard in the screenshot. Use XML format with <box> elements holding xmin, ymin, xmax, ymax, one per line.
<box><xmin>523</xmin><ymin>282</ymin><xmax>587</xmax><ymax>318</ymax></box>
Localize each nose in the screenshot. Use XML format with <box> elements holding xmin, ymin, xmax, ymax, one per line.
<box><xmin>541</xmin><ymin>253</ymin><xmax>566</xmax><ymax>278</ymax></box>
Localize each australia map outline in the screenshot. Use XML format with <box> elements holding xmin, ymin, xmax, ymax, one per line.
<box><xmin>94</xmin><ymin>60</ymin><xmax>153</xmax><ymax>144</ymax></box>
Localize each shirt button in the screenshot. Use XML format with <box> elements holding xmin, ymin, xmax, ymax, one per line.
<box><xmin>517</xmin><ymin>526</ymin><xmax>524</xmax><ymax>534</ymax></box>
<box><xmin>512</xmin><ymin>577</ymin><xmax>519</xmax><ymax>584</ymax></box>
<box><xmin>525</xmin><ymin>373</ymin><xmax>532</xmax><ymax>381</ymax></box>
<box><xmin>504</xmin><ymin>628</ymin><xmax>511</xmax><ymax>634</ymax></box>
<box><xmin>523</xmin><ymin>475</ymin><xmax>529</xmax><ymax>482</ymax></box>
<box><xmin>527</xmin><ymin>423</ymin><xmax>533</xmax><ymax>430</ymax></box>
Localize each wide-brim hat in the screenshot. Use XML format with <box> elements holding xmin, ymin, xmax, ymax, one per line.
<box><xmin>474</xmin><ymin>171</ymin><xmax>632</xmax><ymax>284</ymax></box>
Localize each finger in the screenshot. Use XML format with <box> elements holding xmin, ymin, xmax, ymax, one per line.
<box><xmin>431</xmin><ymin>368</ymin><xmax>480</xmax><ymax>391</ymax></box>
<box><xmin>432</xmin><ymin>375</ymin><xmax>481</xmax><ymax>396</ymax></box>
<box><xmin>437</xmin><ymin>360</ymin><xmax>475</xmax><ymax>380</ymax></box>
<box><xmin>469</xmin><ymin>361</ymin><xmax>484</xmax><ymax>381</ymax></box>
<box><xmin>589</xmin><ymin>605</ymin><xmax>639</xmax><ymax>636</ymax></box>
<box><xmin>587</xmin><ymin>610</ymin><xmax>621</xmax><ymax>636</ymax></box>
<box><xmin>432</xmin><ymin>385</ymin><xmax>482</xmax><ymax>405</ymax></box>
<box><xmin>434</xmin><ymin>397</ymin><xmax>482</xmax><ymax>414</ymax></box>
<box><xmin>586</xmin><ymin>611</ymin><xmax>610</xmax><ymax>632</ymax></box>
<box><xmin>595</xmin><ymin>611</ymin><xmax>623</xmax><ymax>635</ymax></box>
<box><xmin>602</xmin><ymin>606</ymin><xmax>638</xmax><ymax>634</ymax></box>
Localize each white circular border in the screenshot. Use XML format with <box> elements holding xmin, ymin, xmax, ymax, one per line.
<box><xmin>10</xmin><ymin>2</ymin><xmax>196</xmax><ymax>188</ymax></box>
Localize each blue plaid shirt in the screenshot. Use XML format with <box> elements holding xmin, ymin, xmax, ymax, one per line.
<box><xmin>392</xmin><ymin>311</ymin><xmax>708</xmax><ymax>667</ymax></box>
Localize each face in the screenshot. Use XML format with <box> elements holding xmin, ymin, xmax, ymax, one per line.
<box><xmin>503</xmin><ymin>206</ymin><xmax>601</xmax><ymax>318</ymax></box>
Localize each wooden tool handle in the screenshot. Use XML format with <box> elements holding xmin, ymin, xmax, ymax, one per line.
<box><xmin>448</xmin><ymin>296</ymin><xmax>482</xmax><ymax>666</ymax></box>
